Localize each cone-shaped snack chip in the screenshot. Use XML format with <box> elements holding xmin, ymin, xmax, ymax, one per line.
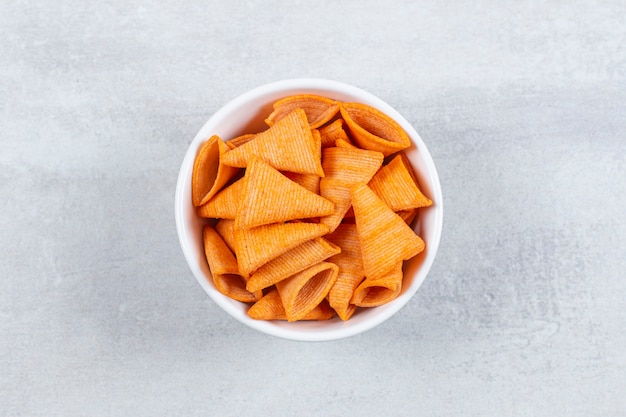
<box><xmin>318</xmin><ymin>178</ymin><xmax>352</xmax><ymax>232</ymax></box>
<box><xmin>197</xmin><ymin>177</ymin><xmax>245</xmax><ymax>219</ymax></box>
<box><xmin>326</xmin><ymin>224</ymin><xmax>365</xmax><ymax>321</ymax></box>
<box><xmin>246</xmin><ymin>237</ymin><xmax>340</xmax><ymax>292</ymax></box>
<box><xmin>351</xmin><ymin>262</ymin><xmax>403</xmax><ymax>307</ymax></box>
<box><xmin>235</xmin><ymin>222</ymin><xmax>330</xmax><ymax>278</ymax></box>
<box><xmin>221</xmin><ymin>108</ymin><xmax>324</xmax><ymax>176</ymax></box>
<box><xmin>236</xmin><ymin>157</ymin><xmax>334</xmax><ymax>229</ymax></box>
<box><xmin>215</xmin><ymin>219</ymin><xmax>237</xmax><ymax>254</ymax></box>
<box><xmin>248</xmin><ymin>288</ymin><xmax>335</xmax><ymax>321</ymax></box>
<box><xmin>368</xmin><ymin>154</ymin><xmax>432</xmax><ymax>211</ymax></box>
<box><xmin>339</xmin><ymin>102</ymin><xmax>410</xmax><ymax>156</ymax></box>
<box><xmin>203</xmin><ymin>226</ymin><xmax>261</xmax><ymax>303</ymax></box>
<box><xmin>275</xmin><ymin>262</ymin><xmax>339</xmax><ymax>322</ymax></box>
<box><xmin>283</xmin><ymin>172</ymin><xmax>321</xmax><ymax>194</ymax></box>
<box><xmin>265</xmin><ymin>94</ymin><xmax>340</xmax><ymax>129</ymax></box>
<box><xmin>192</xmin><ymin>135</ymin><xmax>239</xmax><ymax>206</ymax></box>
<box><xmin>321</xmin><ymin>146</ymin><xmax>383</xmax><ymax>184</ymax></box>
<box><xmin>351</xmin><ymin>183</ymin><xmax>425</xmax><ymax>280</ymax></box>
<box><xmin>319</xmin><ymin>146</ymin><xmax>383</xmax><ymax>231</ymax></box>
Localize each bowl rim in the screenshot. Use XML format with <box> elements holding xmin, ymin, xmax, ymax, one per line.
<box><xmin>175</xmin><ymin>78</ymin><xmax>443</xmax><ymax>342</ymax></box>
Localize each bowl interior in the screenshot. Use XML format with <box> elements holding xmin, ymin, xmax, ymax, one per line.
<box><xmin>175</xmin><ymin>79</ymin><xmax>443</xmax><ymax>341</ymax></box>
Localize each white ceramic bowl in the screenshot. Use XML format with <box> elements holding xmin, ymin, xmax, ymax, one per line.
<box><xmin>175</xmin><ymin>79</ymin><xmax>443</xmax><ymax>341</ymax></box>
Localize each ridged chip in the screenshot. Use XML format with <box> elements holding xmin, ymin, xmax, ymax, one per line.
<box><xmin>265</xmin><ymin>94</ymin><xmax>340</xmax><ymax>129</ymax></box>
<box><xmin>214</xmin><ymin>219</ymin><xmax>237</xmax><ymax>254</ymax></box>
<box><xmin>234</xmin><ymin>222</ymin><xmax>330</xmax><ymax>278</ymax></box>
<box><xmin>283</xmin><ymin>172</ymin><xmax>321</xmax><ymax>194</ymax></box>
<box><xmin>368</xmin><ymin>154</ymin><xmax>432</xmax><ymax>211</ymax></box>
<box><xmin>221</xmin><ymin>108</ymin><xmax>324</xmax><ymax>176</ymax></box>
<box><xmin>248</xmin><ymin>287</ymin><xmax>335</xmax><ymax>321</ymax></box>
<box><xmin>236</xmin><ymin>157</ymin><xmax>334</xmax><ymax>229</ymax></box>
<box><xmin>246</xmin><ymin>237</ymin><xmax>340</xmax><ymax>293</ymax></box>
<box><xmin>275</xmin><ymin>261</ymin><xmax>339</xmax><ymax>322</ymax></box>
<box><xmin>326</xmin><ymin>224</ymin><xmax>365</xmax><ymax>321</ymax></box>
<box><xmin>197</xmin><ymin>177</ymin><xmax>245</xmax><ymax>219</ymax></box>
<box><xmin>192</xmin><ymin>135</ymin><xmax>239</xmax><ymax>206</ymax></box>
<box><xmin>351</xmin><ymin>183</ymin><xmax>425</xmax><ymax>280</ymax></box>
<box><xmin>339</xmin><ymin>102</ymin><xmax>411</xmax><ymax>156</ymax></box>
<box><xmin>351</xmin><ymin>262</ymin><xmax>403</xmax><ymax>307</ymax></box>
<box><xmin>203</xmin><ymin>226</ymin><xmax>261</xmax><ymax>302</ymax></box>
<box><xmin>319</xmin><ymin>146</ymin><xmax>383</xmax><ymax>231</ymax></box>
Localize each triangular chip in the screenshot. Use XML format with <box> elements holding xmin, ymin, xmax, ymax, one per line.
<box><xmin>321</xmin><ymin>146</ymin><xmax>383</xmax><ymax>184</ymax></box>
<box><xmin>248</xmin><ymin>288</ymin><xmax>335</xmax><ymax>321</ymax></box>
<box><xmin>214</xmin><ymin>219</ymin><xmax>237</xmax><ymax>254</ymax></box>
<box><xmin>351</xmin><ymin>183</ymin><xmax>425</xmax><ymax>280</ymax></box>
<box><xmin>351</xmin><ymin>262</ymin><xmax>403</xmax><ymax>307</ymax></box>
<box><xmin>339</xmin><ymin>102</ymin><xmax>411</xmax><ymax>156</ymax></box>
<box><xmin>246</xmin><ymin>237</ymin><xmax>340</xmax><ymax>292</ymax></box>
<box><xmin>319</xmin><ymin>146</ymin><xmax>383</xmax><ymax>231</ymax></box>
<box><xmin>192</xmin><ymin>135</ymin><xmax>239</xmax><ymax>206</ymax></box>
<box><xmin>265</xmin><ymin>94</ymin><xmax>340</xmax><ymax>129</ymax></box>
<box><xmin>368</xmin><ymin>154</ymin><xmax>432</xmax><ymax>211</ymax></box>
<box><xmin>235</xmin><ymin>222</ymin><xmax>330</xmax><ymax>277</ymax></box>
<box><xmin>275</xmin><ymin>262</ymin><xmax>339</xmax><ymax>322</ymax></box>
<box><xmin>236</xmin><ymin>157</ymin><xmax>334</xmax><ymax>229</ymax></box>
<box><xmin>203</xmin><ymin>226</ymin><xmax>261</xmax><ymax>303</ymax></box>
<box><xmin>326</xmin><ymin>224</ymin><xmax>365</xmax><ymax>320</ymax></box>
<box><xmin>221</xmin><ymin>108</ymin><xmax>324</xmax><ymax>176</ymax></box>
<box><xmin>283</xmin><ymin>171</ymin><xmax>321</xmax><ymax>194</ymax></box>
<box><xmin>318</xmin><ymin>178</ymin><xmax>353</xmax><ymax>232</ymax></box>
<box><xmin>197</xmin><ymin>177</ymin><xmax>245</xmax><ymax>219</ymax></box>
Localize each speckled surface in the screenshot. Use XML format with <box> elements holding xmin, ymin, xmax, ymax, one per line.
<box><xmin>1</xmin><ymin>1</ymin><xmax>625</xmax><ymax>416</ymax></box>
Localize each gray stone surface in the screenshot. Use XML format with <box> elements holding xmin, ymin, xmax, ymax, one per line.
<box><xmin>1</xmin><ymin>1</ymin><xmax>624</xmax><ymax>416</ymax></box>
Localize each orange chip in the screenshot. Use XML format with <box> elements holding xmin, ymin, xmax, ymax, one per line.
<box><xmin>192</xmin><ymin>135</ymin><xmax>239</xmax><ymax>206</ymax></box>
<box><xmin>197</xmin><ymin>177</ymin><xmax>245</xmax><ymax>219</ymax></box>
<box><xmin>221</xmin><ymin>108</ymin><xmax>324</xmax><ymax>176</ymax></box>
<box><xmin>327</xmin><ymin>255</ymin><xmax>364</xmax><ymax>320</ymax></box>
<box><xmin>351</xmin><ymin>183</ymin><xmax>425</xmax><ymax>280</ymax></box>
<box><xmin>214</xmin><ymin>219</ymin><xmax>237</xmax><ymax>254</ymax></box>
<box><xmin>265</xmin><ymin>94</ymin><xmax>340</xmax><ymax>129</ymax></box>
<box><xmin>236</xmin><ymin>157</ymin><xmax>334</xmax><ymax>229</ymax></box>
<box><xmin>248</xmin><ymin>287</ymin><xmax>335</xmax><ymax>321</ymax></box>
<box><xmin>283</xmin><ymin>171</ymin><xmax>321</xmax><ymax>194</ymax></box>
<box><xmin>235</xmin><ymin>222</ymin><xmax>330</xmax><ymax>278</ymax></box>
<box><xmin>339</xmin><ymin>102</ymin><xmax>411</xmax><ymax>156</ymax></box>
<box><xmin>318</xmin><ymin>178</ymin><xmax>352</xmax><ymax>232</ymax></box>
<box><xmin>319</xmin><ymin>146</ymin><xmax>383</xmax><ymax>231</ymax></box>
<box><xmin>203</xmin><ymin>226</ymin><xmax>261</xmax><ymax>303</ymax></box>
<box><xmin>318</xmin><ymin>118</ymin><xmax>351</xmax><ymax>148</ymax></box>
<box><xmin>326</xmin><ymin>224</ymin><xmax>365</xmax><ymax>320</ymax></box>
<box><xmin>368</xmin><ymin>154</ymin><xmax>432</xmax><ymax>211</ymax></box>
<box><xmin>351</xmin><ymin>262</ymin><xmax>403</xmax><ymax>307</ymax></box>
<box><xmin>246</xmin><ymin>237</ymin><xmax>340</xmax><ymax>293</ymax></box>
<box><xmin>275</xmin><ymin>261</ymin><xmax>339</xmax><ymax>322</ymax></box>
<box><xmin>321</xmin><ymin>145</ymin><xmax>384</xmax><ymax>184</ymax></box>
<box><xmin>312</xmin><ymin>128</ymin><xmax>322</xmax><ymax>164</ymax></box>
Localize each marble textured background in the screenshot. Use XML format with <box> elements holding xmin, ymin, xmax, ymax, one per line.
<box><xmin>1</xmin><ymin>1</ymin><xmax>624</xmax><ymax>416</ymax></box>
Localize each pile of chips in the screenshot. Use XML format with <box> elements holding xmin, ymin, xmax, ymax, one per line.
<box><xmin>191</xmin><ymin>94</ymin><xmax>432</xmax><ymax>322</ymax></box>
